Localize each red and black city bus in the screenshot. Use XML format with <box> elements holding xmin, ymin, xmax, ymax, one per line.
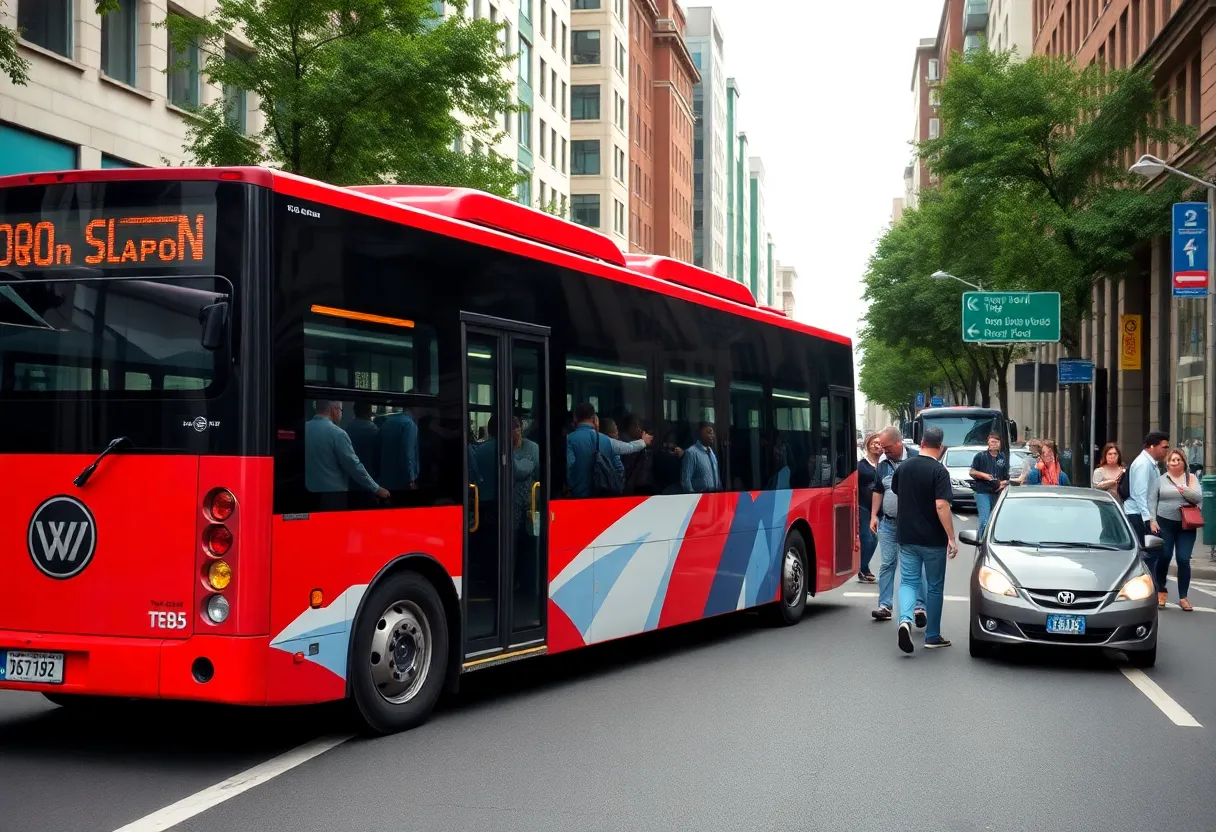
<box><xmin>0</xmin><ymin>167</ymin><xmax>857</xmax><ymax>733</ymax></box>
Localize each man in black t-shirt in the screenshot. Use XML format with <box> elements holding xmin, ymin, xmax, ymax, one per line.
<box><xmin>968</xmin><ymin>432</ymin><xmax>1008</xmax><ymax>538</ymax></box>
<box><xmin>891</xmin><ymin>425</ymin><xmax>958</xmax><ymax>654</ymax></box>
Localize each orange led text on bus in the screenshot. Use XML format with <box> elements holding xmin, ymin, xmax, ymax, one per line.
<box><xmin>0</xmin><ymin>213</ymin><xmax>206</xmax><ymax>268</ymax></box>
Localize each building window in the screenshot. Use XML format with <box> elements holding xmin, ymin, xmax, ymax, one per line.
<box><xmin>929</xmin><ymin>88</ymin><xmax>941</xmax><ymax>107</ymax></box>
<box><xmin>539</xmin><ymin>59</ymin><xmax>547</xmax><ymax>97</ymax></box>
<box><xmin>550</xmin><ymin>126</ymin><xmax>557</xmax><ymax>165</ymax></box>
<box><xmin>928</xmin><ymin>118</ymin><xmax>940</xmax><ymax>139</ymax></box>
<box><xmin>517</xmin><ymin>170</ymin><xmax>532</xmax><ymax>206</ymax></box>
<box><xmin>572</xmin><ymin>29</ymin><xmax>600</xmax><ymax>65</ymax></box>
<box><xmin>571</xmin><ymin>85</ymin><xmax>600</xmax><ymax>120</ymax></box>
<box><xmin>0</xmin><ymin>123</ymin><xmax>77</xmax><ymax>176</ymax></box>
<box><xmin>539</xmin><ymin>118</ymin><xmax>547</xmax><ymax>160</ymax></box>
<box><xmin>223</xmin><ymin>49</ymin><xmax>249</xmax><ymax>133</ymax></box>
<box><xmin>571</xmin><ymin>194</ymin><xmax>600</xmax><ymax>228</ymax></box>
<box><xmin>560</xmin><ymin>80</ymin><xmax>567</xmax><ymax>116</ymax></box>
<box><xmin>613</xmin><ymin>145</ymin><xmax>624</xmax><ymax>181</ymax></box>
<box><xmin>17</xmin><ymin>0</ymin><xmax>72</xmax><ymax>58</ymax></box>
<box><xmin>573</xmin><ymin>0</ymin><xmax>601</xmax><ymax>7</ymax></box>
<box><xmin>613</xmin><ymin>198</ymin><xmax>625</xmax><ymax>235</ymax></box>
<box><xmin>518</xmin><ymin>35</ymin><xmax>532</xmax><ymax>85</ymax></box>
<box><xmin>168</xmin><ymin>35</ymin><xmax>201</xmax><ymax>109</ymax></box>
<box><xmin>561</xmin><ymin>23</ymin><xmax>568</xmax><ymax>60</ymax></box>
<box><xmin>615</xmin><ymin>92</ymin><xmax>625</xmax><ymax>129</ymax></box>
<box><xmin>615</xmin><ymin>0</ymin><xmax>625</xmax><ymax>18</ymax></box>
<box><xmin>101</xmin><ymin>0</ymin><xmax>139</xmax><ymax>86</ymax></box>
<box><xmin>928</xmin><ymin>58</ymin><xmax>940</xmax><ymax>80</ymax></box>
<box><xmin>614</xmin><ymin>37</ymin><xmax>625</xmax><ymax>76</ymax></box>
<box><xmin>561</xmin><ymin>137</ymin><xmax>567</xmax><ymax>173</ymax></box>
<box><xmin>571</xmin><ymin>140</ymin><xmax>600</xmax><ymax>175</ymax></box>
<box><xmin>518</xmin><ymin>105</ymin><xmax>532</xmax><ymax>148</ymax></box>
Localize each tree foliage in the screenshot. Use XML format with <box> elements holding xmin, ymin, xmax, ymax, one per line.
<box><xmin>857</xmin><ymin>340</ymin><xmax>943</xmax><ymax>426</ymax></box>
<box><xmin>862</xmin><ymin>46</ymin><xmax>1194</xmax><ymax>463</ymax></box>
<box><xmin>164</xmin><ymin>0</ymin><xmax>520</xmax><ymax>193</ymax></box>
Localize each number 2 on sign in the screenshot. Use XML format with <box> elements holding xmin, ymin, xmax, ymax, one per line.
<box><xmin>1185</xmin><ymin>209</ymin><xmax>1199</xmax><ymax>227</ymax></box>
<box><xmin>1185</xmin><ymin>238</ymin><xmax>1198</xmax><ymax>267</ymax></box>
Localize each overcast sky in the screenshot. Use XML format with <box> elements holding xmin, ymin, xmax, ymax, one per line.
<box><xmin>697</xmin><ymin>0</ymin><xmax>944</xmax><ymax>413</ymax></box>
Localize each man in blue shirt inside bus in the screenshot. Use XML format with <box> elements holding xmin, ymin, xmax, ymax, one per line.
<box><xmin>566</xmin><ymin>403</ymin><xmax>624</xmax><ymax>498</ymax></box>
<box><xmin>305</xmin><ymin>400</ymin><xmax>389</xmax><ymax>504</ymax></box>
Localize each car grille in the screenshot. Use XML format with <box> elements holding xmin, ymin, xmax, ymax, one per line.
<box><xmin>1024</xmin><ymin>588</ymin><xmax>1111</xmax><ymax>611</ymax></box>
<box><xmin>1019</xmin><ymin>624</ymin><xmax>1116</xmax><ymax>644</ymax></box>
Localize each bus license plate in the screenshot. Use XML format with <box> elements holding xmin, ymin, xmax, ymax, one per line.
<box><xmin>1</xmin><ymin>650</ymin><xmax>65</xmax><ymax>685</ymax></box>
<box><xmin>1046</xmin><ymin>614</ymin><xmax>1086</xmax><ymax>636</ymax></box>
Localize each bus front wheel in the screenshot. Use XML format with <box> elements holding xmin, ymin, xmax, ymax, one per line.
<box><xmin>350</xmin><ymin>571</ymin><xmax>449</xmax><ymax>735</ymax></box>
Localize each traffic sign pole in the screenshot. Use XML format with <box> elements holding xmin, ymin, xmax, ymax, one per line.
<box><xmin>1033</xmin><ymin>344</ymin><xmax>1040</xmax><ymax>440</ymax></box>
<box><xmin>1208</xmin><ymin>188</ymin><xmax>1215</xmax><ymax>475</ymax></box>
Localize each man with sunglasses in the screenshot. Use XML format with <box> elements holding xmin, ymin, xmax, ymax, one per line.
<box><xmin>868</xmin><ymin>427</ymin><xmax>927</xmax><ymax>626</ymax></box>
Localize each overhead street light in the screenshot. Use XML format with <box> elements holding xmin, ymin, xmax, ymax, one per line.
<box><xmin>1129</xmin><ymin>154</ymin><xmax>1216</xmax><ymax>474</ymax></box>
<box><xmin>930</xmin><ymin>270</ymin><xmax>984</xmax><ymax>291</ymax></box>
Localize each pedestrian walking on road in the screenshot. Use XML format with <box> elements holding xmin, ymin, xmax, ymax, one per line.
<box><xmin>968</xmin><ymin>432</ymin><xmax>1008</xmax><ymax>537</ymax></box>
<box><xmin>869</xmin><ymin>427</ymin><xmax>927</xmax><ymax>626</ymax></box>
<box><xmin>891</xmin><ymin>425</ymin><xmax>958</xmax><ymax>653</ymax></box>
<box><xmin>1092</xmin><ymin>443</ymin><xmax>1126</xmax><ymax>505</ymax></box>
<box><xmin>1124</xmin><ymin>431</ymin><xmax>1171</xmax><ymax>550</ymax></box>
<box><xmin>1149</xmin><ymin>448</ymin><xmax>1201</xmax><ymax>612</ymax></box>
<box><xmin>857</xmin><ymin>432</ymin><xmax>882</xmax><ymax>583</ymax></box>
<box><xmin>1015</xmin><ymin>439</ymin><xmax>1043</xmax><ymax>485</ymax></box>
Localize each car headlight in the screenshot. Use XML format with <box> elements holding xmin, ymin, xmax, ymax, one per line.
<box><xmin>978</xmin><ymin>565</ymin><xmax>1017</xmax><ymax>596</ymax></box>
<box><xmin>1118</xmin><ymin>573</ymin><xmax>1155</xmax><ymax>601</ymax></box>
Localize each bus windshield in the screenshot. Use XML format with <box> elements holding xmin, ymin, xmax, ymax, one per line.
<box><xmin>921</xmin><ymin>413</ymin><xmax>1001</xmax><ymax>447</ymax></box>
<box><xmin>0</xmin><ymin>180</ymin><xmax>231</xmax><ymax>398</ymax></box>
<box><xmin>0</xmin><ymin>177</ymin><xmax>249</xmax><ymax>453</ymax></box>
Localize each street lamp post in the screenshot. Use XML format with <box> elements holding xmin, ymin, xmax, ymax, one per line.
<box><xmin>1130</xmin><ymin>154</ymin><xmax>1216</xmax><ymax>473</ymax></box>
<box><xmin>932</xmin><ymin>270</ymin><xmax>1039</xmax><ymax>440</ymax></box>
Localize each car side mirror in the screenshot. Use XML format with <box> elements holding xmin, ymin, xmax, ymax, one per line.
<box><xmin>959</xmin><ymin>529</ymin><xmax>980</xmax><ymax>546</ymax></box>
<box><xmin>1143</xmin><ymin>534</ymin><xmax>1164</xmax><ymax>550</ymax></box>
<box><xmin>199</xmin><ymin>301</ymin><xmax>229</xmax><ymax>351</ymax></box>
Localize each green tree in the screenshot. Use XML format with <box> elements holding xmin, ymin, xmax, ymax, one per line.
<box><xmin>1</xmin><ymin>1</ymin><xmax>118</xmax><ymax>85</ymax></box>
<box><xmin>163</xmin><ymin>0</ymin><xmax>520</xmax><ymax>193</ymax></box>
<box><xmin>857</xmin><ymin>338</ymin><xmax>944</xmax><ymax>427</ymax></box>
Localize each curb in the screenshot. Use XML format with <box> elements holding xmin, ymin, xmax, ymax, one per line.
<box><xmin>1169</xmin><ymin>556</ymin><xmax>1216</xmax><ymax>581</ymax></box>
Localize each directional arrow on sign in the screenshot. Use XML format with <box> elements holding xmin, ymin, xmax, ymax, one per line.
<box><xmin>966</xmin><ymin>296</ymin><xmax>980</xmax><ymax>311</ymax></box>
<box><xmin>966</xmin><ymin>324</ymin><xmax>980</xmax><ymax>339</ymax></box>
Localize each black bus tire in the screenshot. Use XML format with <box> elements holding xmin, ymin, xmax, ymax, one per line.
<box><xmin>349</xmin><ymin>570</ymin><xmax>449</xmax><ymax>735</ymax></box>
<box><xmin>770</xmin><ymin>530</ymin><xmax>809</xmax><ymax>626</ymax></box>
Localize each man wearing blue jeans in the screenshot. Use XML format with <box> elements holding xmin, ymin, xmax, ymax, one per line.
<box><xmin>891</xmin><ymin>425</ymin><xmax>958</xmax><ymax>652</ymax></box>
<box><xmin>969</xmin><ymin>432</ymin><xmax>1008</xmax><ymax>538</ymax></box>
<box><xmin>869</xmin><ymin>427</ymin><xmax>926</xmax><ymax>625</ymax></box>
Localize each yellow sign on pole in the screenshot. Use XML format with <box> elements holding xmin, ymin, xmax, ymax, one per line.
<box><xmin>1120</xmin><ymin>314</ymin><xmax>1142</xmax><ymax>371</ymax></box>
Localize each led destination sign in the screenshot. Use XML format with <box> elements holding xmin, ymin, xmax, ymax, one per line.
<box><xmin>0</xmin><ymin>210</ymin><xmax>213</xmax><ymax>270</ymax></box>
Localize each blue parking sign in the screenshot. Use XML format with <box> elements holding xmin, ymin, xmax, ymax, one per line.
<box><xmin>1172</xmin><ymin>202</ymin><xmax>1209</xmax><ymax>298</ymax></box>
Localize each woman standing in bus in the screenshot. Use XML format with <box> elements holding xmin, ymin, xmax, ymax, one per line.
<box><xmin>857</xmin><ymin>433</ymin><xmax>882</xmax><ymax>582</ymax></box>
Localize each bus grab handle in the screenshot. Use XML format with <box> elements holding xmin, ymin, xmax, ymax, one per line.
<box><xmin>468</xmin><ymin>483</ymin><xmax>480</xmax><ymax>532</ymax></box>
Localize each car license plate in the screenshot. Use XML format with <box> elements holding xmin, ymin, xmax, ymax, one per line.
<box><xmin>0</xmin><ymin>650</ymin><xmax>65</xmax><ymax>685</ymax></box>
<box><xmin>1046</xmin><ymin>614</ymin><xmax>1086</xmax><ymax>635</ymax></box>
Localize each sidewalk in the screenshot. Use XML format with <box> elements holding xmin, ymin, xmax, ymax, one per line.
<box><xmin>1170</xmin><ymin>546</ymin><xmax>1216</xmax><ymax>581</ymax></box>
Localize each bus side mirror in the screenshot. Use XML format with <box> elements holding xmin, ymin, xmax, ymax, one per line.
<box><xmin>200</xmin><ymin>301</ymin><xmax>229</xmax><ymax>351</ymax></box>
<box><xmin>912</xmin><ymin>422</ymin><xmax>922</xmax><ymax>444</ymax></box>
<box><xmin>1008</xmin><ymin>420</ymin><xmax>1019</xmax><ymax>444</ymax></box>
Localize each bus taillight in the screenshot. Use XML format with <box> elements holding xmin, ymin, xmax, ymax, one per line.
<box><xmin>206</xmin><ymin>488</ymin><xmax>237</xmax><ymax>521</ymax></box>
<box><xmin>204</xmin><ymin>524</ymin><xmax>233</xmax><ymax>556</ymax></box>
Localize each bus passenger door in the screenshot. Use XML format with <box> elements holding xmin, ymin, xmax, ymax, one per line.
<box><xmin>462</xmin><ymin>315</ymin><xmax>550</xmax><ymax>664</ymax></box>
<box><xmin>828</xmin><ymin>387</ymin><xmax>856</xmax><ymax>577</ymax></box>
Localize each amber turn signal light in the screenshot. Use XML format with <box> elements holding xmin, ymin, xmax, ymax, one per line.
<box><xmin>309</xmin><ymin>589</ymin><xmax>324</xmax><ymax>609</ymax></box>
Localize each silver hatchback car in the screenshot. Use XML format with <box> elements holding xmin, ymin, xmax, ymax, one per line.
<box><xmin>962</xmin><ymin>486</ymin><xmax>1160</xmax><ymax>666</ymax></box>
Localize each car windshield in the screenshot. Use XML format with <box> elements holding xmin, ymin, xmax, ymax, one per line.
<box><xmin>944</xmin><ymin>448</ymin><xmax>979</xmax><ymax>467</ymax></box>
<box><xmin>991</xmin><ymin>496</ymin><xmax>1134</xmax><ymax>549</ymax></box>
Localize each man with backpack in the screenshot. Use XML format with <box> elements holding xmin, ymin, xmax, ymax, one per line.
<box><xmin>566</xmin><ymin>403</ymin><xmax>627</xmax><ymax>498</ymax></box>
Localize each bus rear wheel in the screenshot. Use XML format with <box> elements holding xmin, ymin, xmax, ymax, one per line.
<box><xmin>769</xmin><ymin>530</ymin><xmax>809</xmax><ymax>626</ymax></box>
<box><xmin>350</xmin><ymin>571</ymin><xmax>449</xmax><ymax>735</ymax></box>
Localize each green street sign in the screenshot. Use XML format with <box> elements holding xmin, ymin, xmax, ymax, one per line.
<box><xmin>961</xmin><ymin>291</ymin><xmax>1061</xmax><ymax>343</ymax></box>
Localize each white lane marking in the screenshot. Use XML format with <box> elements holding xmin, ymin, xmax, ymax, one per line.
<box><xmin>843</xmin><ymin>591</ymin><xmax>968</xmax><ymax>602</ymax></box>
<box><xmin>1177</xmin><ymin>580</ymin><xmax>1216</xmax><ymax>599</ymax></box>
<box><xmin>111</xmin><ymin>735</ymin><xmax>352</xmax><ymax>832</ymax></box>
<box><xmin>1165</xmin><ymin>602</ymin><xmax>1216</xmax><ymax>613</ymax></box>
<box><xmin>1119</xmin><ymin>669</ymin><xmax>1203</xmax><ymax>727</ymax></box>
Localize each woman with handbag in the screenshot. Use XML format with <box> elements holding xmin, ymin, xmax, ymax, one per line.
<box><xmin>1148</xmin><ymin>448</ymin><xmax>1203</xmax><ymax>611</ymax></box>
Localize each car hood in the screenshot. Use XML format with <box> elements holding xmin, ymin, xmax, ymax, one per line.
<box><xmin>988</xmin><ymin>544</ymin><xmax>1137</xmax><ymax>592</ymax></box>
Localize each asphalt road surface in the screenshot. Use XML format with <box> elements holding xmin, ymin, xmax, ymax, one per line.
<box><xmin>3</xmin><ymin>511</ymin><xmax>1215</xmax><ymax>832</ymax></box>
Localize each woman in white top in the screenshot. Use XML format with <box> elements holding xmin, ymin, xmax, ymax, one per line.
<box><xmin>1148</xmin><ymin>448</ymin><xmax>1201</xmax><ymax>611</ymax></box>
<box><xmin>1092</xmin><ymin>442</ymin><xmax>1126</xmax><ymax>505</ymax></box>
